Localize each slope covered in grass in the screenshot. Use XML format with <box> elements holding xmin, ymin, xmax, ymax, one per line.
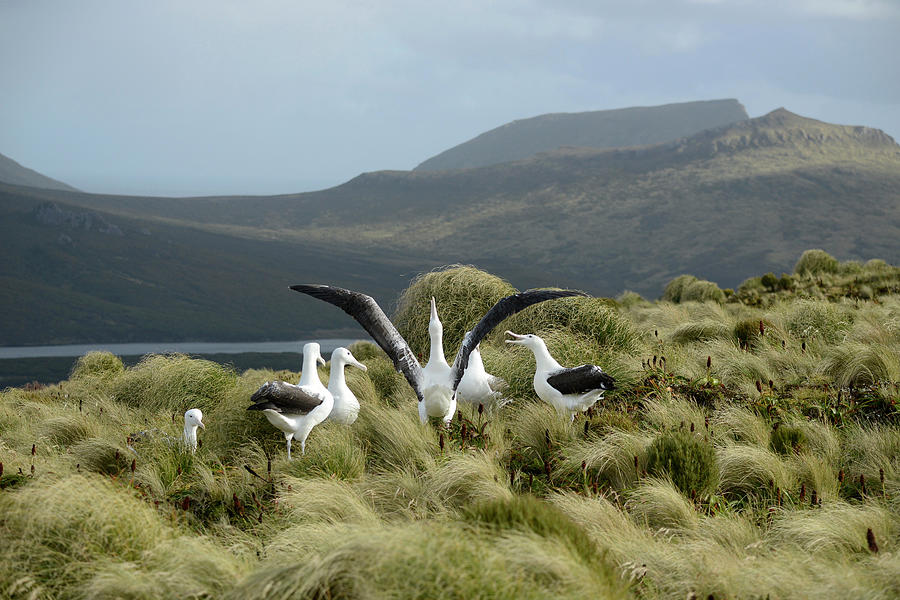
<box><xmin>2</xmin><ymin>258</ymin><xmax>899</xmax><ymax>598</ymax></box>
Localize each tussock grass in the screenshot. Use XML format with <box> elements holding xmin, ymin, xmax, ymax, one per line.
<box><xmin>0</xmin><ymin>474</ymin><xmax>246</xmax><ymax>599</ymax></box>
<box><xmin>717</xmin><ymin>443</ymin><xmax>795</xmax><ymax>501</ymax></box>
<box><xmin>70</xmin><ymin>350</ymin><xmax>125</xmax><ymax>381</ymax></box>
<box><xmin>111</xmin><ymin>353</ymin><xmax>238</xmax><ymax>413</ymax></box>
<box><xmin>626</xmin><ymin>477</ymin><xmax>700</xmax><ymax>530</ymax></box>
<box><xmin>4</xmin><ymin>258</ymin><xmax>900</xmax><ymax>598</ymax></box>
<box><xmin>394</xmin><ymin>265</ymin><xmax>516</xmax><ymax>356</ymax></box>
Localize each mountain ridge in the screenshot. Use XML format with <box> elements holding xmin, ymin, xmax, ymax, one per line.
<box><xmin>414</xmin><ymin>98</ymin><xmax>749</xmax><ymax>171</ymax></box>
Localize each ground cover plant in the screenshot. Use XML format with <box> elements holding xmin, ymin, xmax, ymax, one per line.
<box><xmin>1</xmin><ymin>252</ymin><xmax>899</xmax><ymax>599</ymax></box>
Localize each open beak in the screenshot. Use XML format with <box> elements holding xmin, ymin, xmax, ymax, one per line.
<box><xmin>505</xmin><ymin>331</ymin><xmax>526</xmax><ymax>345</ymax></box>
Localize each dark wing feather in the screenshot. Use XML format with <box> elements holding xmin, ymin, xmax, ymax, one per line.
<box><xmin>450</xmin><ymin>289</ymin><xmax>587</xmax><ymax>390</ymax></box>
<box><xmin>546</xmin><ymin>365</ymin><xmax>616</xmax><ymax>395</ymax></box>
<box><xmin>248</xmin><ymin>380</ymin><xmax>325</xmax><ymax>414</ymax></box>
<box><xmin>290</xmin><ymin>284</ymin><xmax>424</xmax><ymax>401</ymax></box>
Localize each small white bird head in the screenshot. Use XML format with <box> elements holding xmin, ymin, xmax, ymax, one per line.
<box><xmin>184</xmin><ymin>408</ymin><xmax>205</xmax><ymax>430</ymax></box>
<box><xmin>428</xmin><ymin>296</ymin><xmax>443</xmax><ymax>337</ymax></box>
<box><xmin>303</xmin><ymin>342</ymin><xmax>327</xmax><ymax>366</ymax></box>
<box><xmin>505</xmin><ymin>331</ymin><xmax>544</xmax><ymax>350</ymax></box>
<box><xmin>331</xmin><ymin>347</ymin><xmax>368</xmax><ymax>372</ymax></box>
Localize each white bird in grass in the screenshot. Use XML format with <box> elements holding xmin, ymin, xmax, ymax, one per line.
<box><xmin>182</xmin><ymin>408</ymin><xmax>205</xmax><ymax>452</ymax></box>
<box><xmin>247</xmin><ymin>342</ymin><xmax>333</xmax><ymax>459</ymax></box>
<box><xmin>290</xmin><ymin>284</ymin><xmax>586</xmax><ymax>425</ymax></box>
<box><xmin>128</xmin><ymin>408</ymin><xmax>206</xmax><ymax>455</ymax></box>
<box><xmin>505</xmin><ymin>331</ymin><xmax>616</xmax><ymax>421</ymax></box>
<box><xmin>454</xmin><ymin>342</ymin><xmax>508</xmax><ymax>414</ymax></box>
<box><xmin>326</xmin><ymin>346</ymin><xmax>368</xmax><ymax>425</ymax></box>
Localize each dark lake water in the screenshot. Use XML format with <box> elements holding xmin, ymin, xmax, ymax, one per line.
<box><xmin>0</xmin><ymin>339</ymin><xmax>362</xmax><ymax>359</ymax></box>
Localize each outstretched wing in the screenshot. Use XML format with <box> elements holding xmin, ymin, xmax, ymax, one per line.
<box><xmin>290</xmin><ymin>284</ymin><xmax>424</xmax><ymax>401</ymax></box>
<box><xmin>449</xmin><ymin>289</ymin><xmax>587</xmax><ymax>390</ymax></box>
<box><xmin>248</xmin><ymin>380</ymin><xmax>326</xmax><ymax>414</ymax></box>
<box><xmin>546</xmin><ymin>365</ymin><xmax>616</xmax><ymax>395</ymax></box>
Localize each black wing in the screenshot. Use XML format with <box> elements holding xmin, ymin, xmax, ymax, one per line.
<box><xmin>546</xmin><ymin>365</ymin><xmax>616</xmax><ymax>395</ymax></box>
<box><xmin>248</xmin><ymin>380</ymin><xmax>326</xmax><ymax>414</ymax></box>
<box><xmin>290</xmin><ymin>284</ymin><xmax>424</xmax><ymax>401</ymax></box>
<box><xmin>449</xmin><ymin>289</ymin><xmax>587</xmax><ymax>390</ymax></box>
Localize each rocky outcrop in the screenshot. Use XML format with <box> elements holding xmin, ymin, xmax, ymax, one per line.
<box><xmin>33</xmin><ymin>202</ymin><xmax>123</xmax><ymax>236</ymax></box>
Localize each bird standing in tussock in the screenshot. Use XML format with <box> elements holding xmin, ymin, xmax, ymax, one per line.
<box><xmin>506</xmin><ymin>331</ymin><xmax>615</xmax><ymax>421</ymax></box>
<box><xmin>247</xmin><ymin>342</ymin><xmax>333</xmax><ymax>459</ymax></box>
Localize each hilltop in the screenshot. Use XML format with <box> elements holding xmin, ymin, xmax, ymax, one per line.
<box><xmin>0</xmin><ymin>151</ymin><xmax>78</xmax><ymax>192</ymax></box>
<box><xmin>414</xmin><ymin>98</ymin><xmax>749</xmax><ymax>171</ymax></box>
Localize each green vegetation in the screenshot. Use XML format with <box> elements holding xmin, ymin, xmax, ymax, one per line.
<box><xmin>2</xmin><ymin>257</ymin><xmax>900</xmax><ymax>598</ymax></box>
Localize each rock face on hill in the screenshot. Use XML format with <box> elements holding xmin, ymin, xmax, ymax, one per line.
<box><xmin>414</xmin><ymin>99</ymin><xmax>749</xmax><ymax>171</ymax></box>
<box><xmin>0</xmin><ymin>152</ymin><xmax>78</xmax><ymax>192</ymax></box>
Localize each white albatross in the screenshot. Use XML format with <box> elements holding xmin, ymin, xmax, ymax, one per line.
<box><xmin>127</xmin><ymin>408</ymin><xmax>206</xmax><ymax>456</ymax></box>
<box><xmin>182</xmin><ymin>408</ymin><xmax>206</xmax><ymax>452</ymax></box>
<box><xmin>455</xmin><ymin>342</ymin><xmax>508</xmax><ymax>414</ymax></box>
<box><xmin>247</xmin><ymin>342</ymin><xmax>333</xmax><ymax>459</ymax></box>
<box><xmin>505</xmin><ymin>331</ymin><xmax>616</xmax><ymax>421</ymax></box>
<box><xmin>289</xmin><ymin>284</ymin><xmax>586</xmax><ymax>424</ymax></box>
<box><xmin>326</xmin><ymin>346</ymin><xmax>368</xmax><ymax>425</ymax></box>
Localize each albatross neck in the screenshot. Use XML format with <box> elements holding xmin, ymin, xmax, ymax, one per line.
<box><xmin>428</xmin><ymin>325</ymin><xmax>449</xmax><ymax>366</ymax></box>
<box><xmin>530</xmin><ymin>341</ymin><xmax>563</xmax><ymax>372</ymax></box>
<box><xmin>183</xmin><ymin>423</ymin><xmax>198</xmax><ymax>450</ymax></box>
<box><xmin>299</xmin><ymin>352</ymin><xmax>322</xmax><ymax>386</ymax></box>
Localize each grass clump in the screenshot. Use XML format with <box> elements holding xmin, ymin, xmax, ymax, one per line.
<box><xmin>662</xmin><ymin>274</ymin><xmax>725</xmax><ymax>303</ymax></box>
<box><xmin>70</xmin><ymin>350</ymin><xmax>125</xmax><ymax>381</ymax></box>
<box><xmin>770</xmin><ymin>423</ymin><xmax>806</xmax><ymax>455</ymax></box>
<box><xmin>110</xmin><ymin>353</ymin><xmax>238</xmax><ymax>413</ymax></box>
<box><xmin>393</xmin><ymin>265</ymin><xmax>516</xmax><ymax>357</ymax></box>
<box><xmin>795</xmin><ymin>249</ymin><xmax>840</xmax><ymax>276</ymax></box>
<box><xmin>644</xmin><ymin>430</ymin><xmax>717</xmax><ymax>497</ymax></box>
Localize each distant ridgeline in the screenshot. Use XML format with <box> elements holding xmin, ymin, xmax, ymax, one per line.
<box><xmin>414</xmin><ymin>99</ymin><xmax>750</xmax><ymax>171</ymax></box>
<box><xmin>1</xmin><ymin>100</ymin><xmax>899</xmax><ymax>345</ymax></box>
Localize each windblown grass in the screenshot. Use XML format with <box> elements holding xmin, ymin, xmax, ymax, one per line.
<box><xmin>2</xmin><ymin>256</ymin><xmax>900</xmax><ymax>598</ymax></box>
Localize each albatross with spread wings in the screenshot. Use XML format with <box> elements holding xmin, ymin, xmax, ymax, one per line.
<box><xmin>290</xmin><ymin>284</ymin><xmax>586</xmax><ymax>424</ymax></box>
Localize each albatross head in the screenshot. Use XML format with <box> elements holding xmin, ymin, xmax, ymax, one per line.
<box><xmin>504</xmin><ymin>331</ymin><xmax>545</xmax><ymax>350</ymax></box>
<box><xmin>303</xmin><ymin>342</ymin><xmax>327</xmax><ymax>366</ymax></box>
<box><xmin>184</xmin><ymin>408</ymin><xmax>205</xmax><ymax>430</ymax></box>
<box><xmin>332</xmin><ymin>347</ymin><xmax>368</xmax><ymax>372</ymax></box>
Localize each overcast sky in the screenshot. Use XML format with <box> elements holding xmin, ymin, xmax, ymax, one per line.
<box><xmin>1</xmin><ymin>0</ymin><xmax>897</xmax><ymax>197</ymax></box>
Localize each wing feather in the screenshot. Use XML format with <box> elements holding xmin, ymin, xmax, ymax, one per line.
<box><xmin>248</xmin><ymin>380</ymin><xmax>325</xmax><ymax>414</ymax></box>
<box><xmin>546</xmin><ymin>365</ymin><xmax>616</xmax><ymax>395</ymax></box>
<box><xmin>449</xmin><ymin>289</ymin><xmax>587</xmax><ymax>390</ymax></box>
<box><xmin>290</xmin><ymin>284</ymin><xmax>424</xmax><ymax>401</ymax></box>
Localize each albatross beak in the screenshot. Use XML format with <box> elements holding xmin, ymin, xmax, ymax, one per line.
<box><xmin>317</xmin><ymin>353</ymin><xmax>326</xmax><ymax>366</ymax></box>
<box><xmin>505</xmin><ymin>331</ymin><xmax>526</xmax><ymax>344</ymax></box>
<box><xmin>198</xmin><ymin>420</ymin><xmax>205</xmax><ymax>429</ymax></box>
<box><xmin>351</xmin><ymin>357</ymin><xmax>368</xmax><ymax>372</ymax></box>
<box><xmin>430</xmin><ymin>296</ymin><xmax>438</xmax><ymax>321</ymax></box>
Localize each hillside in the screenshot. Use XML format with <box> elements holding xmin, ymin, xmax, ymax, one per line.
<box><xmin>0</xmin><ymin>151</ymin><xmax>78</xmax><ymax>192</ymax></box>
<box><xmin>3</xmin><ymin>107</ymin><xmax>899</xmax><ymax>345</ymax></box>
<box><xmin>414</xmin><ymin>98</ymin><xmax>749</xmax><ymax>171</ymax></box>
<box><xmin>0</xmin><ymin>184</ymin><xmax>436</xmax><ymax>345</ymax></box>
